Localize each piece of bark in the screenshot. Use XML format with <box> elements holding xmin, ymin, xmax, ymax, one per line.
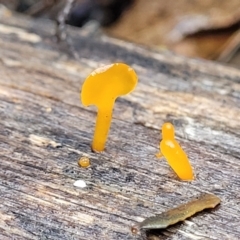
<box><xmin>0</xmin><ymin>8</ymin><xmax>240</xmax><ymax>240</ymax></box>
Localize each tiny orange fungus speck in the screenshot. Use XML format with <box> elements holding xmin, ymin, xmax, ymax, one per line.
<box><xmin>81</xmin><ymin>63</ymin><xmax>138</xmax><ymax>152</ymax></box>
<box><xmin>156</xmin><ymin>122</ymin><xmax>194</xmax><ymax>180</ymax></box>
<box><xmin>78</xmin><ymin>157</ymin><xmax>90</xmax><ymax>168</ymax></box>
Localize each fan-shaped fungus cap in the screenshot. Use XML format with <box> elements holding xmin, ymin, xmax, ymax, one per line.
<box><xmin>81</xmin><ymin>63</ymin><xmax>138</xmax><ymax>152</ymax></box>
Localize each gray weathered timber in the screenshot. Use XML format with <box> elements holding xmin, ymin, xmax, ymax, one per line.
<box><xmin>0</xmin><ymin>9</ymin><xmax>240</xmax><ymax>240</ymax></box>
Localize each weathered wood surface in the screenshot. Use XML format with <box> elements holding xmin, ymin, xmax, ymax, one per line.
<box><xmin>0</xmin><ymin>8</ymin><xmax>240</xmax><ymax>240</ymax></box>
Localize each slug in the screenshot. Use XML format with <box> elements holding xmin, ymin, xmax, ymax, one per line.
<box><xmin>131</xmin><ymin>193</ymin><xmax>220</xmax><ymax>234</ymax></box>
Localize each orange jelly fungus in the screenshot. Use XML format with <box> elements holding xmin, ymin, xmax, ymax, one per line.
<box><xmin>78</xmin><ymin>157</ymin><xmax>90</xmax><ymax>168</ymax></box>
<box><xmin>81</xmin><ymin>63</ymin><xmax>138</xmax><ymax>152</ymax></box>
<box><xmin>156</xmin><ymin>122</ymin><xmax>194</xmax><ymax>180</ymax></box>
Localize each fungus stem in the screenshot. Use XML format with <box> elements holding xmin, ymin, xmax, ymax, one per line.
<box><xmin>92</xmin><ymin>107</ymin><xmax>113</xmax><ymax>152</ymax></box>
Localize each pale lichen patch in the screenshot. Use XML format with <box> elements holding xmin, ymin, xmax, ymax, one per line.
<box><xmin>29</xmin><ymin>134</ymin><xmax>62</xmax><ymax>148</ymax></box>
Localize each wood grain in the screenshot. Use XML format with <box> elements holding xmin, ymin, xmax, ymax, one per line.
<box><xmin>0</xmin><ymin>8</ymin><xmax>240</xmax><ymax>240</ymax></box>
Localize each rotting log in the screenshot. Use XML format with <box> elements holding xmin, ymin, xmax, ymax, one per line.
<box><xmin>0</xmin><ymin>7</ymin><xmax>240</xmax><ymax>240</ymax></box>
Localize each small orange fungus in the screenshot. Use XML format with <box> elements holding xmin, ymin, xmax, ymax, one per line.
<box><xmin>78</xmin><ymin>157</ymin><xmax>90</xmax><ymax>168</ymax></box>
<box><xmin>81</xmin><ymin>63</ymin><xmax>138</xmax><ymax>152</ymax></box>
<box><xmin>156</xmin><ymin>122</ymin><xmax>194</xmax><ymax>180</ymax></box>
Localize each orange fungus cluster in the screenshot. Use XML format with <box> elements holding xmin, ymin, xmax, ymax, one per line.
<box><xmin>80</xmin><ymin>63</ymin><xmax>194</xmax><ymax>181</ymax></box>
